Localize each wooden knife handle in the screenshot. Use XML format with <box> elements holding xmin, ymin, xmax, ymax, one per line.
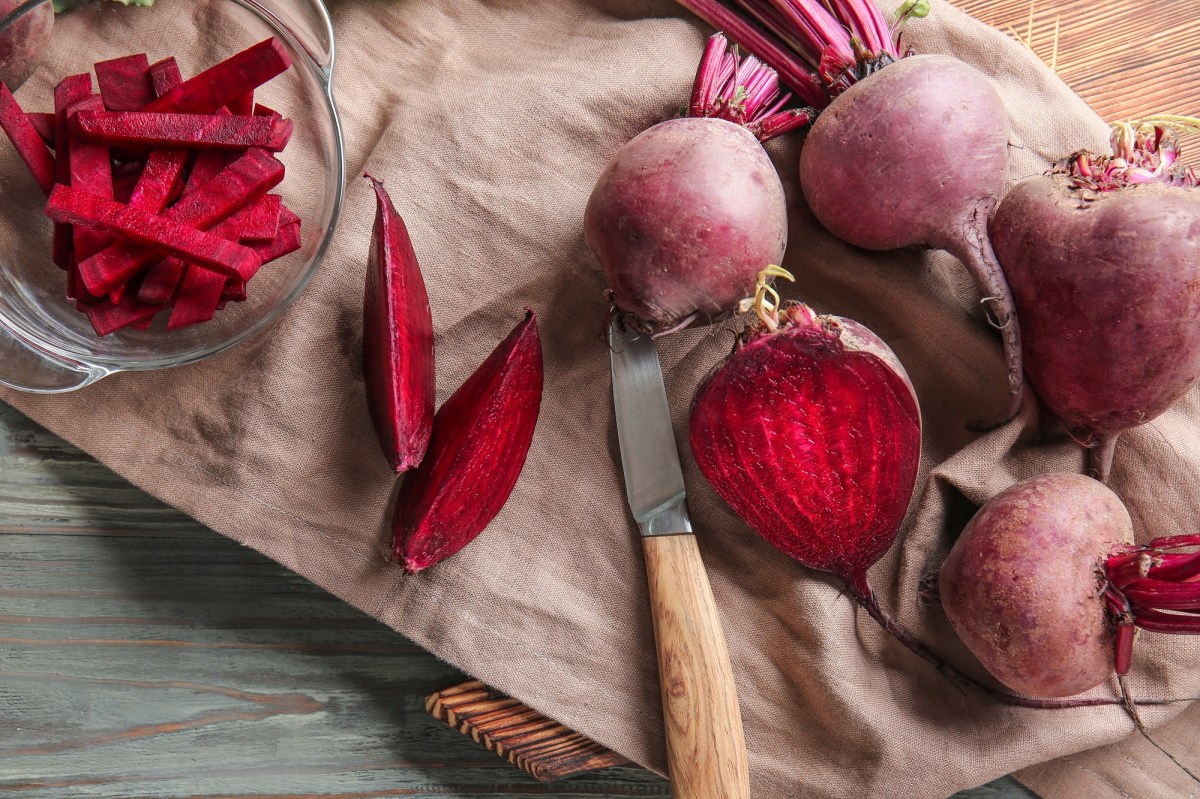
<box><xmin>642</xmin><ymin>533</ymin><xmax>750</xmax><ymax>799</ymax></box>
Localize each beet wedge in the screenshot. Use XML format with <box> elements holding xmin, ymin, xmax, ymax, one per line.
<box><xmin>73</xmin><ymin>110</ymin><xmax>293</xmax><ymax>152</ymax></box>
<box><xmin>94</xmin><ymin>53</ymin><xmax>154</xmax><ymax>112</ymax></box>
<box><xmin>362</xmin><ymin>175</ymin><xmax>435</xmax><ymax>474</ymax></box>
<box><xmin>78</xmin><ymin>148</ymin><xmax>283</xmax><ymax>294</ymax></box>
<box><xmin>0</xmin><ymin>83</ymin><xmax>55</xmax><ymax>195</ymax></box>
<box><xmin>46</xmin><ymin>185</ymin><xmax>262</xmax><ymax>280</ymax></box>
<box><xmin>145</xmin><ymin>38</ymin><xmax>291</xmax><ymax>114</ymax></box>
<box><xmin>392</xmin><ymin>311</ymin><xmax>543</xmax><ymax>573</ymax></box>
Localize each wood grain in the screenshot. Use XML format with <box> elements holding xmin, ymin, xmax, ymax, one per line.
<box><xmin>642</xmin><ymin>534</ymin><xmax>749</xmax><ymax>799</ymax></box>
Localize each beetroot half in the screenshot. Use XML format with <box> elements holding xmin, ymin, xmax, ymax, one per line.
<box><xmin>584</xmin><ymin>34</ymin><xmax>807</xmax><ymax>335</ymax></box>
<box><xmin>991</xmin><ymin>119</ymin><xmax>1200</xmax><ymax>481</ymax></box>
<box><xmin>362</xmin><ymin>174</ymin><xmax>435</xmax><ymax>474</ymax></box>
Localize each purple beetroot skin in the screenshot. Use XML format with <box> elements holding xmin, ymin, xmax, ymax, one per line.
<box><xmin>799</xmin><ymin>54</ymin><xmax>1022</xmax><ymax>426</ymax></box>
<box><xmin>991</xmin><ymin>134</ymin><xmax>1200</xmax><ymax>481</ymax></box>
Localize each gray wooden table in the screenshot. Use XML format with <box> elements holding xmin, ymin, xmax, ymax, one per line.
<box><xmin>0</xmin><ymin>403</ymin><xmax>1033</xmax><ymax>798</ymax></box>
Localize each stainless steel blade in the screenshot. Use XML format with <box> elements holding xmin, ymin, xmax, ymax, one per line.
<box><xmin>609</xmin><ymin>319</ymin><xmax>692</xmax><ymax>537</ymax></box>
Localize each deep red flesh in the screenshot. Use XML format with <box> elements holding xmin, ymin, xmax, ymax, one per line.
<box><xmin>393</xmin><ymin>311</ymin><xmax>543</xmax><ymax>573</ymax></box>
<box><xmin>73</xmin><ymin>110</ymin><xmax>293</xmax><ymax>152</ymax></box>
<box><xmin>26</xmin><ymin>111</ymin><xmax>55</xmax><ymax>147</ymax></box>
<box><xmin>145</xmin><ymin>38</ymin><xmax>291</xmax><ymax>115</ymax></box>
<box><xmin>52</xmin><ymin>74</ymin><xmax>92</xmax><ymax>270</ymax></box>
<box><xmin>689</xmin><ymin>305</ymin><xmax>921</xmax><ymax>593</ymax></box>
<box><xmin>362</xmin><ymin>175</ymin><xmax>435</xmax><ymax>473</ymax></box>
<box><xmin>0</xmin><ymin>83</ymin><xmax>55</xmax><ymax>194</ymax></box>
<box><xmin>94</xmin><ymin>53</ymin><xmax>154</xmax><ymax>112</ymax></box>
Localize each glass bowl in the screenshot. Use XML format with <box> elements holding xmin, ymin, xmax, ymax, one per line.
<box><xmin>0</xmin><ymin>0</ymin><xmax>344</xmax><ymax>392</ymax></box>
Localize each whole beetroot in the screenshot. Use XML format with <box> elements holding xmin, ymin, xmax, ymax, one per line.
<box><xmin>940</xmin><ymin>474</ymin><xmax>1130</xmax><ymax>697</ymax></box>
<box><xmin>585</xmin><ymin>34</ymin><xmax>807</xmax><ymax>334</ymax></box>
<box><xmin>941</xmin><ymin>472</ymin><xmax>1200</xmax><ymax>698</ymax></box>
<box><xmin>991</xmin><ymin>120</ymin><xmax>1200</xmax><ymax>481</ymax></box>
<box><xmin>676</xmin><ymin>0</ymin><xmax>1024</xmax><ymax>426</ymax></box>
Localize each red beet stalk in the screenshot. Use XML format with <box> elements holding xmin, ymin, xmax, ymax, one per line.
<box><xmin>363</xmin><ymin>174</ymin><xmax>436</xmax><ymax>473</ymax></box>
<box><xmin>393</xmin><ymin>311</ymin><xmax>543</xmax><ymax>573</ymax></box>
<box><xmin>1105</xmin><ymin>533</ymin><xmax>1200</xmax><ymax>672</ymax></box>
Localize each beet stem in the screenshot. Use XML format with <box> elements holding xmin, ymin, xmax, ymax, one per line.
<box><xmin>852</xmin><ymin>585</ymin><xmax>1163</xmax><ymax>709</ymax></box>
<box><xmin>946</xmin><ymin>233</ymin><xmax>1024</xmax><ymax>429</ymax></box>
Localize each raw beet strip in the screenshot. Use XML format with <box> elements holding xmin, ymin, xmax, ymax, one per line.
<box><xmin>140</xmin><ymin>196</ymin><xmax>281</xmax><ymax>305</ymax></box>
<box><xmin>148</xmin><ymin>57</ymin><xmax>182</xmax><ymax>98</ymax></box>
<box><xmin>167</xmin><ymin>266</ymin><xmax>227</xmax><ymax>331</ymax></box>
<box><xmin>253</xmin><ymin>103</ymin><xmax>280</xmax><ymax>119</ymax></box>
<box><xmin>86</xmin><ymin>297</ymin><xmax>164</xmax><ymax>337</ymax></box>
<box><xmin>223</xmin><ymin>220</ymin><xmax>300</xmax><ymax>302</ymax></box>
<box><xmin>229</xmin><ymin>91</ymin><xmax>254</xmax><ymax>116</ymax></box>
<box><xmin>79</xmin><ymin>148</ymin><xmax>284</xmax><ymax>294</ymax></box>
<box><xmin>67</xmin><ymin>96</ymin><xmax>114</xmax><ymax>263</ymax></box>
<box><xmin>73</xmin><ymin>110</ymin><xmax>293</xmax><ymax>152</ymax></box>
<box><xmin>279</xmin><ymin>204</ymin><xmax>300</xmax><ymax>227</ymax></box>
<box><xmin>27</xmin><ymin>111</ymin><xmax>55</xmax><ymax>147</ymax></box>
<box><xmin>94</xmin><ymin>53</ymin><xmax>154</xmax><ymax>112</ymax></box>
<box><xmin>137</xmin><ymin>258</ymin><xmax>185</xmax><ymax>305</ymax></box>
<box><xmin>52</xmin><ymin>74</ymin><xmax>92</xmax><ymax>270</ymax></box>
<box><xmin>45</xmin><ymin>185</ymin><xmax>262</xmax><ymax>281</ymax></box>
<box><xmin>145</xmin><ymin>38</ymin><xmax>291</xmax><ymax>115</ymax></box>
<box><xmin>0</xmin><ymin>83</ymin><xmax>55</xmax><ymax>195</ymax></box>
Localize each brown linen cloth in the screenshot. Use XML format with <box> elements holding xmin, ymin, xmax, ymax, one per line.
<box><xmin>5</xmin><ymin>1</ymin><xmax>1200</xmax><ymax>796</ymax></box>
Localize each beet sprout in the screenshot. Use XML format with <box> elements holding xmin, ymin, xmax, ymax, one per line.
<box><xmin>689</xmin><ymin>34</ymin><xmax>815</xmax><ymax>141</ymax></box>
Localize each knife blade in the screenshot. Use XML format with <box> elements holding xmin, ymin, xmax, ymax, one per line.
<box><xmin>609</xmin><ymin>318</ymin><xmax>750</xmax><ymax>799</ymax></box>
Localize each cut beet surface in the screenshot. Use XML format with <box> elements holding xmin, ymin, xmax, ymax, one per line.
<box><xmin>78</xmin><ymin>148</ymin><xmax>284</xmax><ymax>294</ymax></box>
<box><xmin>229</xmin><ymin>91</ymin><xmax>254</xmax><ymax>116</ymax></box>
<box><xmin>148</xmin><ymin>57</ymin><xmax>183</xmax><ymax>98</ymax></box>
<box><xmin>126</xmin><ymin>57</ymin><xmax>190</xmax><ymax>215</ymax></box>
<box><xmin>26</xmin><ymin>111</ymin><xmax>55</xmax><ymax>147</ymax></box>
<box><xmin>94</xmin><ymin>53</ymin><xmax>154</xmax><ymax>112</ymax></box>
<box><xmin>0</xmin><ymin>83</ymin><xmax>55</xmax><ymax>195</ymax></box>
<box><xmin>145</xmin><ymin>38</ymin><xmax>291</xmax><ymax>115</ymax></box>
<box><xmin>167</xmin><ymin>264</ymin><xmax>227</xmax><ymax>331</ymax></box>
<box><xmin>73</xmin><ymin>110</ymin><xmax>293</xmax><ymax>152</ymax></box>
<box><xmin>46</xmin><ymin>185</ymin><xmax>262</xmax><ymax>281</ymax></box>
<box><xmin>86</xmin><ymin>297</ymin><xmax>165</xmax><ymax>337</ymax></box>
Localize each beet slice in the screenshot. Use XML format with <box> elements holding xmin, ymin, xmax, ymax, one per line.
<box><xmin>73</xmin><ymin>110</ymin><xmax>294</xmax><ymax>152</ymax></box>
<box><xmin>253</xmin><ymin>103</ymin><xmax>281</xmax><ymax>120</ymax></box>
<box><xmin>52</xmin><ymin>74</ymin><xmax>92</xmax><ymax>270</ymax></box>
<box><xmin>78</xmin><ymin>148</ymin><xmax>283</xmax><ymax>294</ymax></box>
<box><xmin>363</xmin><ymin>175</ymin><xmax>433</xmax><ymax>473</ymax></box>
<box><xmin>26</xmin><ymin>111</ymin><xmax>55</xmax><ymax>147</ymax></box>
<box><xmin>145</xmin><ymin>38</ymin><xmax>291</xmax><ymax>115</ymax></box>
<box><xmin>0</xmin><ymin>83</ymin><xmax>55</xmax><ymax>195</ymax></box>
<box><xmin>137</xmin><ymin>258</ymin><xmax>186</xmax><ymax>305</ymax></box>
<box><xmin>229</xmin><ymin>91</ymin><xmax>254</xmax><ymax>116</ymax></box>
<box><xmin>167</xmin><ymin>265</ymin><xmax>227</xmax><ymax>331</ymax></box>
<box><xmin>86</xmin><ymin>297</ymin><xmax>165</xmax><ymax>336</ymax></box>
<box><xmin>46</xmin><ymin>185</ymin><xmax>262</xmax><ymax>280</ymax></box>
<box><xmin>148</xmin><ymin>57</ymin><xmax>182</xmax><ymax>98</ymax></box>
<box><xmin>279</xmin><ymin>204</ymin><xmax>300</xmax><ymax>227</ymax></box>
<box><xmin>94</xmin><ymin>53</ymin><xmax>154</xmax><ymax>112</ymax></box>
<box><xmin>67</xmin><ymin>96</ymin><xmax>114</xmax><ymax>263</ymax></box>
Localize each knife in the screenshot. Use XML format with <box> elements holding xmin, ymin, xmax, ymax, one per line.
<box><xmin>609</xmin><ymin>318</ymin><xmax>750</xmax><ymax>799</ymax></box>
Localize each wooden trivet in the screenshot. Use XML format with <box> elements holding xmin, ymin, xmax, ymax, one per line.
<box><xmin>426</xmin><ymin>680</ymin><xmax>630</xmax><ymax>781</ymax></box>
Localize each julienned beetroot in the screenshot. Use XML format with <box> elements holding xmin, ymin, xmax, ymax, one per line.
<box><xmin>675</xmin><ymin>0</ymin><xmax>1024</xmax><ymax>427</ymax></box>
<box><xmin>393</xmin><ymin>311</ymin><xmax>543</xmax><ymax>574</ymax></box>
<box><xmin>691</xmin><ymin>279</ymin><xmax>922</xmax><ymax>599</ymax></box>
<box><xmin>0</xmin><ymin>39</ymin><xmax>303</xmax><ymax>336</ymax></box>
<box><xmin>585</xmin><ymin>34</ymin><xmax>806</xmax><ymax>334</ymax></box>
<box><xmin>940</xmin><ymin>473</ymin><xmax>1200</xmax><ymax>698</ymax></box>
<box><xmin>991</xmin><ymin>119</ymin><xmax>1200</xmax><ymax>482</ymax></box>
<box><xmin>363</xmin><ymin>174</ymin><xmax>435</xmax><ymax>474</ymax></box>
